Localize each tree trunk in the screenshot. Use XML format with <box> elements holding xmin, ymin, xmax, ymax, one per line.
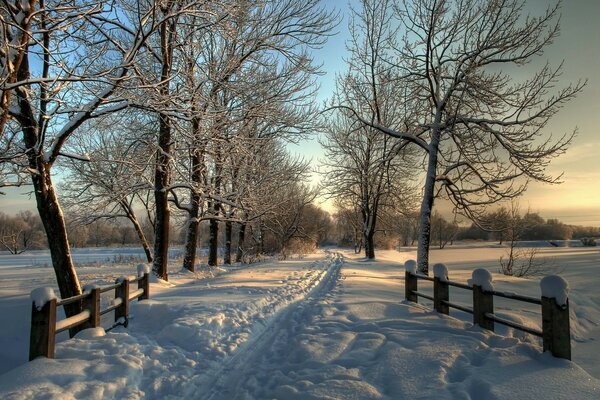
<box><xmin>152</xmin><ymin>10</ymin><xmax>176</xmax><ymax>280</ymax></box>
<box><xmin>182</xmin><ymin>146</ymin><xmax>203</xmax><ymax>272</ymax></box>
<box><xmin>34</xmin><ymin>168</ymin><xmax>83</xmax><ymax>337</ymax></box>
<box><xmin>236</xmin><ymin>221</ymin><xmax>246</xmax><ymax>263</ymax></box>
<box><xmin>256</xmin><ymin>222</ymin><xmax>264</xmax><ymax>255</ymax></box>
<box><xmin>417</xmin><ymin>127</ymin><xmax>441</xmax><ymax>275</ymax></box>
<box><xmin>182</xmin><ymin>215</ymin><xmax>199</xmax><ymax>272</ymax></box>
<box><xmin>364</xmin><ymin>231</ymin><xmax>375</xmax><ymax>259</ymax></box>
<box><xmin>224</xmin><ymin>220</ymin><xmax>232</xmax><ymax>265</ymax></box>
<box><xmin>208</xmin><ymin>216</ymin><xmax>219</xmax><ymax>266</ymax></box>
<box><xmin>130</xmin><ymin>214</ymin><xmax>153</xmax><ymax>263</ymax></box>
<box><xmin>16</xmin><ymin>51</ymin><xmax>82</xmax><ymax>336</ymax></box>
<box><xmin>153</xmin><ymin>113</ymin><xmax>171</xmax><ymax>280</ymax></box>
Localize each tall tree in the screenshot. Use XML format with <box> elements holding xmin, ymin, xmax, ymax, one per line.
<box><xmin>0</xmin><ymin>1</ymin><xmax>202</xmax><ymax>324</ymax></box>
<box><xmin>333</xmin><ymin>0</ymin><xmax>584</xmax><ymax>273</ymax></box>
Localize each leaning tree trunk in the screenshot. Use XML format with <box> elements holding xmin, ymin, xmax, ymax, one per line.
<box><xmin>224</xmin><ymin>220</ymin><xmax>232</xmax><ymax>265</ymax></box>
<box><xmin>17</xmin><ymin>59</ymin><xmax>82</xmax><ymax>336</ymax></box>
<box><xmin>130</xmin><ymin>215</ymin><xmax>153</xmax><ymax>263</ymax></box>
<box><xmin>34</xmin><ymin>166</ymin><xmax>83</xmax><ymax>337</ymax></box>
<box><xmin>416</xmin><ymin>127</ymin><xmax>441</xmax><ymax>275</ymax></box>
<box><xmin>122</xmin><ymin>203</ymin><xmax>153</xmax><ymax>263</ymax></box>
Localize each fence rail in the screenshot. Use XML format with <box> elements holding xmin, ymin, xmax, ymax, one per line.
<box><xmin>29</xmin><ymin>272</ymin><xmax>150</xmax><ymax>361</ymax></box>
<box><xmin>404</xmin><ymin>262</ymin><xmax>571</xmax><ymax>360</ymax></box>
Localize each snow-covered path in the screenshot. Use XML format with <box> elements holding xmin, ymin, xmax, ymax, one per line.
<box><xmin>0</xmin><ymin>248</ymin><xmax>599</xmax><ymax>399</ymax></box>
<box><xmin>198</xmin><ymin>253</ymin><xmax>599</xmax><ymax>400</ymax></box>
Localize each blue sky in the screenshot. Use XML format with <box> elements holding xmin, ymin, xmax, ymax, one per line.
<box><xmin>289</xmin><ymin>0</ymin><xmax>600</xmax><ymax>225</ymax></box>
<box><xmin>3</xmin><ymin>0</ymin><xmax>600</xmax><ymax>226</ymax></box>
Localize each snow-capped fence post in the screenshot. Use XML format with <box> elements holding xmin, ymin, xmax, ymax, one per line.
<box><xmin>433</xmin><ymin>264</ymin><xmax>449</xmax><ymax>315</ymax></box>
<box><xmin>138</xmin><ymin>273</ymin><xmax>150</xmax><ymax>301</ymax></box>
<box><xmin>82</xmin><ymin>287</ymin><xmax>101</xmax><ymax>330</ymax></box>
<box><xmin>541</xmin><ymin>276</ymin><xmax>571</xmax><ymax>360</ymax></box>
<box><xmin>115</xmin><ymin>278</ymin><xmax>130</xmax><ymax>325</ymax></box>
<box><xmin>472</xmin><ymin>269</ymin><xmax>494</xmax><ymax>331</ymax></box>
<box><xmin>404</xmin><ymin>260</ymin><xmax>418</xmax><ymax>303</ymax></box>
<box><xmin>29</xmin><ymin>298</ymin><xmax>57</xmax><ymax>361</ymax></box>
<box><xmin>137</xmin><ymin>265</ymin><xmax>150</xmax><ymax>301</ymax></box>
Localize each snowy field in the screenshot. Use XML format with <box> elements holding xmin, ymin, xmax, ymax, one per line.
<box><xmin>0</xmin><ymin>245</ymin><xmax>598</xmax><ymax>399</ymax></box>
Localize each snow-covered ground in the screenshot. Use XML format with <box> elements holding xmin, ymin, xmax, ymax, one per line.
<box><xmin>0</xmin><ymin>245</ymin><xmax>599</xmax><ymax>399</ymax></box>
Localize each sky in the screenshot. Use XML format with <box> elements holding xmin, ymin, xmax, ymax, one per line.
<box><xmin>2</xmin><ymin>0</ymin><xmax>600</xmax><ymax>226</ymax></box>
<box><xmin>288</xmin><ymin>0</ymin><xmax>600</xmax><ymax>226</ymax></box>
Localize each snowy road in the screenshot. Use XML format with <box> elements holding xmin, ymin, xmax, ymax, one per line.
<box><xmin>0</xmin><ymin>249</ymin><xmax>599</xmax><ymax>399</ymax></box>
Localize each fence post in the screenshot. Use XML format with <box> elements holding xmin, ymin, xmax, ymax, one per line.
<box><xmin>541</xmin><ymin>297</ymin><xmax>571</xmax><ymax>360</ymax></box>
<box><xmin>29</xmin><ymin>298</ymin><xmax>57</xmax><ymax>360</ymax></box>
<box><xmin>473</xmin><ymin>285</ymin><xmax>494</xmax><ymax>331</ymax></box>
<box><xmin>405</xmin><ymin>271</ymin><xmax>418</xmax><ymax>302</ymax></box>
<box><xmin>138</xmin><ymin>273</ymin><xmax>149</xmax><ymax>301</ymax></box>
<box><xmin>540</xmin><ymin>275</ymin><xmax>571</xmax><ymax>360</ymax></box>
<box><xmin>82</xmin><ymin>288</ymin><xmax>101</xmax><ymax>330</ymax></box>
<box><xmin>433</xmin><ymin>263</ymin><xmax>449</xmax><ymax>315</ymax></box>
<box><xmin>404</xmin><ymin>260</ymin><xmax>418</xmax><ymax>302</ymax></box>
<box><xmin>115</xmin><ymin>278</ymin><xmax>130</xmax><ymax>326</ymax></box>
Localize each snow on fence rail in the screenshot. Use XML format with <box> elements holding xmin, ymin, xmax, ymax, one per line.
<box><xmin>29</xmin><ymin>269</ymin><xmax>150</xmax><ymax>361</ymax></box>
<box><xmin>404</xmin><ymin>261</ymin><xmax>571</xmax><ymax>360</ymax></box>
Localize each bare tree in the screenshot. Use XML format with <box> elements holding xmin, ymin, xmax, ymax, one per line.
<box><xmin>498</xmin><ymin>201</ymin><xmax>554</xmax><ymax>277</ymax></box>
<box><xmin>0</xmin><ymin>1</ymin><xmax>200</xmax><ymax>325</ymax></box>
<box><xmin>331</xmin><ymin>0</ymin><xmax>584</xmax><ymax>274</ymax></box>
<box><xmin>60</xmin><ymin>115</ymin><xmax>155</xmax><ymax>262</ymax></box>
<box><xmin>166</xmin><ymin>0</ymin><xmax>335</xmax><ymax>269</ymax></box>
<box><xmin>322</xmin><ymin>0</ymin><xmax>417</xmax><ymax>259</ymax></box>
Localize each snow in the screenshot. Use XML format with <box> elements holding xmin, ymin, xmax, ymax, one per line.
<box><xmin>470</xmin><ymin>268</ymin><xmax>494</xmax><ymax>291</ymax></box>
<box><xmin>541</xmin><ymin>275</ymin><xmax>569</xmax><ymax>306</ymax></box>
<box><xmin>1</xmin><ymin>246</ymin><xmax>600</xmax><ymax>398</ymax></box>
<box><xmin>128</xmin><ymin>288</ymin><xmax>144</xmax><ymax>300</ymax></box>
<box><xmin>433</xmin><ymin>263</ymin><xmax>448</xmax><ymax>281</ymax></box>
<box><xmin>30</xmin><ymin>287</ymin><xmax>57</xmax><ymax>310</ymax></box>
<box><xmin>55</xmin><ymin>310</ymin><xmax>91</xmax><ymax>333</ymax></box>
<box><xmin>404</xmin><ymin>259</ymin><xmax>417</xmax><ymax>274</ymax></box>
<box><xmin>137</xmin><ymin>264</ymin><xmax>151</xmax><ymax>278</ymax></box>
<box><xmin>74</xmin><ymin>328</ymin><xmax>106</xmax><ymax>340</ymax></box>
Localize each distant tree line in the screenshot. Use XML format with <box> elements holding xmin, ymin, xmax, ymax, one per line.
<box><xmin>1</xmin><ymin>204</ymin><xmax>334</xmax><ymax>259</ymax></box>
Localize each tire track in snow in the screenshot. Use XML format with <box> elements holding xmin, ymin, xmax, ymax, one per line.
<box><xmin>199</xmin><ymin>252</ymin><xmax>344</xmax><ymax>400</ymax></box>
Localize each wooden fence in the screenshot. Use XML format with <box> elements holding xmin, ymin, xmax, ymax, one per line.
<box><xmin>29</xmin><ymin>272</ymin><xmax>150</xmax><ymax>361</ymax></box>
<box><xmin>405</xmin><ymin>264</ymin><xmax>571</xmax><ymax>360</ymax></box>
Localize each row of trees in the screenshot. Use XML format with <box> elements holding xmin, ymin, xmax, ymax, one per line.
<box><xmin>323</xmin><ymin>0</ymin><xmax>583</xmax><ymax>272</ymax></box>
<box><xmin>0</xmin><ymin>0</ymin><xmax>336</xmax><ymax>328</ymax></box>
